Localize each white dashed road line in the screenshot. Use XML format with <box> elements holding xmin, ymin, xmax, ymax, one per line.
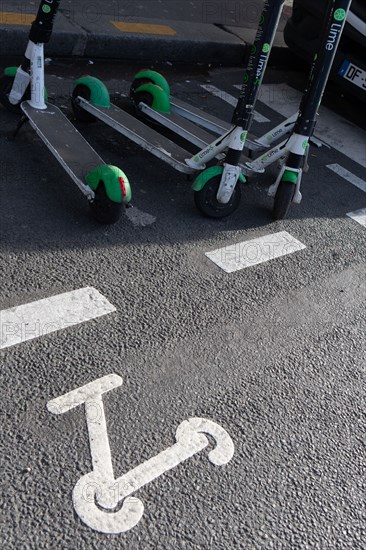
<box><xmin>206</xmin><ymin>231</ymin><xmax>306</xmax><ymax>273</ymax></box>
<box><xmin>201</xmin><ymin>85</ymin><xmax>270</xmax><ymax>123</ymax></box>
<box><xmin>0</xmin><ymin>287</ymin><xmax>116</xmax><ymax>350</ymax></box>
<box><xmin>347</xmin><ymin>208</ymin><xmax>366</xmax><ymax>228</ymax></box>
<box><xmin>326</xmin><ymin>164</ymin><xmax>366</xmax><ymax>193</ymax></box>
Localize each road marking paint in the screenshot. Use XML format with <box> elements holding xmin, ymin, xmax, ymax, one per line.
<box><xmin>0</xmin><ymin>12</ymin><xmax>34</xmax><ymax>25</ymax></box>
<box><xmin>206</xmin><ymin>231</ymin><xmax>306</xmax><ymax>273</ymax></box>
<box><xmin>0</xmin><ymin>287</ymin><xmax>115</xmax><ymax>350</ymax></box>
<box><xmin>48</xmin><ymin>374</ymin><xmax>234</xmax><ymax>534</ymax></box>
<box><xmin>326</xmin><ymin>164</ymin><xmax>366</xmax><ymax>193</ymax></box>
<box><xmin>112</xmin><ymin>21</ymin><xmax>176</xmax><ymax>35</ymax></box>
<box><xmin>259</xmin><ymin>83</ymin><xmax>366</xmax><ymax>168</ymax></box>
<box><xmin>201</xmin><ymin>85</ymin><xmax>270</xmax><ymax>123</ymax></box>
<box><xmin>126</xmin><ymin>206</ymin><xmax>156</xmax><ymax>227</ymax></box>
<box><xmin>346</xmin><ymin>208</ymin><xmax>366</xmax><ymax>228</ymax></box>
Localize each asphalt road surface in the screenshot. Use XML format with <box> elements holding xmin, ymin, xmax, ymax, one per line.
<box><xmin>0</xmin><ymin>59</ymin><xmax>365</xmax><ymax>549</ymax></box>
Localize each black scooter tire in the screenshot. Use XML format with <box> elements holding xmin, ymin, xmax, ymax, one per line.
<box><xmin>273</xmin><ymin>181</ymin><xmax>296</xmax><ymax>220</ymax></box>
<box><xmin>194</xmin><ymin>175</ymin><xmax>241</xmax><ymax>219</ymax></box>
<box><xmin>89</xmin><ymin>183</ymin><xmax>123</xmax><ymax>225</ymax></box>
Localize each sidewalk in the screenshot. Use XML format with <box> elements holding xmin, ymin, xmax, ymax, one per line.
<box><xmin>0</xmin><ymin>2</ymin><xmax>292</xmax><ymax>65</ymax></box>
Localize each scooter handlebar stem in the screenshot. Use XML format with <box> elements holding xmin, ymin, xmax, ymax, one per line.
<box><xmin>29</xmin><ymin>0</ymin><xmax>61</xmax><ymax>44</ymax></box>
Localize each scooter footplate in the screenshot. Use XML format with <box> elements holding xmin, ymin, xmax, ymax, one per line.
<box><xmin>170</xmin><ymin>96</ymin><xmax>231</xmax><ymax>135</ymax></box>
<box><xmin>21</xmin><ymin>102</ymin><xmax>104</xmax><ymax>180</ymax></box>
<box><xmin>147</xmin><ymin>107</ymin><xmax>220</xmax><ymax>147</ymax></box>
<box><xmin>83</xmin><ymin>101</ymin><xmax>197</xmax><ymax>174</ymax></box>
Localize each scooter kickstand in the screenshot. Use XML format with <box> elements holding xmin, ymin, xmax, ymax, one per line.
<box><xmin>10</xmin><ymin>115</ymin><xmax>29</xmax><ymax>140</ymax></box>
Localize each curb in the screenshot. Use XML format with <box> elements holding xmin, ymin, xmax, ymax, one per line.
<box><xmin>0</xmin><ymin>12</ymin><xmax>291</xmax><ymax>66</ymax></box>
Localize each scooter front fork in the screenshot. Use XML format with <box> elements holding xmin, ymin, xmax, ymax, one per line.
<box><xmin>216</xmin><ymin>127</ymin><xmax>247</xmax><ymax>204</ymax></box>
<box><xmin>268</xmin><ymin>165</ymin><xmax>303</xmax><ymax>204</ymax></box>
<box><xmin>268</xmin><ymin>133</ymin><xmax>309</xmax><ymax>203</ymax></box>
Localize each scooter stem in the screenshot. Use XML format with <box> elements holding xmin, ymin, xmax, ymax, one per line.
<box><xmin>28</xmin><ymin>41</ymin><xmax>47</xmax><ymax>110</ymax></box>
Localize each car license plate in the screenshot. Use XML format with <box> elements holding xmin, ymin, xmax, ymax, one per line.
<box><xmin>339</xmin><ymin>59</ymin><xmax>366</xmax><ymax>91</ymax></box>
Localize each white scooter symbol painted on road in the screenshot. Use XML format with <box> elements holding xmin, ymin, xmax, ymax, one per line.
<box><xmin>47</xmin><ymin>374</ymin><xmax>234</xmax><ymax>534</ymax></box>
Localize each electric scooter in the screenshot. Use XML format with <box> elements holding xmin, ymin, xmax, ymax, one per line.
<box><xmin>267</xmin><ymin>0</ymin><xmax>353</xmax><ymax>219</ymax></box>
<box><xmin>0</xmin><ymin>0</ymin><xmax>131</xmax><ymax>224</ymax></box>
<box><xmin>70</xmin><ymin>0</ymin><xmax>286</xmax><ymax>218</ymax></box>
<box><xmin>129</xmin><ymin>0</ymin><xmax>353</xmax><ymax>219</ymax></box>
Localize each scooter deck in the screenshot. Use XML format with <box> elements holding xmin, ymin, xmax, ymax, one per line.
<box><xmin>78</xmin><ymin>98</ymin><xmax>197</xmax><ymax>174</ymax></box>
<box><xmin>141</xmin><ymin>98</ymin><xmax>265</xmax><ymax>159</ymax></box>
<box><xmin>170</xmin><ymin>96</ymin><xmax>231</xmax><ymax>135</ymax></box>
<box><xmin>138</xmin><ymin>102</ymin><xmax>221</xmax><ymax>149</ymax></box>
<box><xmin>21</xmin><ymin>102</ymin><xmax>104</xmax><ymax>192</ymax></box>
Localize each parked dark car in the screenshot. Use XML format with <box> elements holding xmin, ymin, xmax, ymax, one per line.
<box><xmin>284</xmin><ymin>0</ymin><xmax>366</xmax><ymax>101</ymax></box>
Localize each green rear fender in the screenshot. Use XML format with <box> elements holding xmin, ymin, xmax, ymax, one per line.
<box><xmin>135</xmin><ymin>83</ymin><xmax>170</xmax><ymax>114</ymax></box>
<box><xmin>192</xmin><ymin>166</ymin><xmax>246</xmax><ymax>192</ymax></box>
<box><xmin>4</xmin><ymin>66</ymin><xmax>48</xmax><ymax>101</ymax></box>
<box><xmin>133</xmin><ymin>69</ymin><xmax>170</xmax><ymax>96</ymax></box>
<box><xmin>85</xmin><ymin>165</ymin><xmax>132</xmax><ymax>204</ymax></box>
<box><xmin>74</xmin><ymin>76</ymin><xmax>110</xmax><ymax>108</ymax></box>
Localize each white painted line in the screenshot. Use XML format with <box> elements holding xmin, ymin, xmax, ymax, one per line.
<box><xmin>201</xmin><ymin>85</ymin><xmax>270</xmax><ymax>123</ymax></box>
<box><xmin>206</xmin><ymin>231</ymin><xmax>306</xmax><ymax>273</ymax></box>
<box><xmin>0</xmin><ymin>287</ymin><xmax>116</xmax><ymax>349</ymax></box>
<box><xmin>126</xmin><ymin>206</ymin><xmax>156</xmax><ymax>227</ymax></box>
<box><xmin>327</xmin><ymin>164</ymin><xmax>366</xmax><ymax>193</ymax></box>
<box><xmin>259</xmin><ymin>83</ymin><xmax>366</xmax><ymax>168</ymax></box>
<box><xmin>48</xmin><ymin>375</ymin><xmax>234</xmax><ymax>534</ymax></box>
<box><xmin>47</xmin><ymin>374</ymin><xmax>123</xmax><ymax>415</ymax></box>
<box><xmin>347</xmin><ymin>208</ymin><xmax>366</xmax><ymax>228</ymax></box>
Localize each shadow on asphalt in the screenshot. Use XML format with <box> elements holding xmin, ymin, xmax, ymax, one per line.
<box><xmin>0</xmin><ymin>61</ymin><xmax>364</xmax><ymax>253</ymax></box>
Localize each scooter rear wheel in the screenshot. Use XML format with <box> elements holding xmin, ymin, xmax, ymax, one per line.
<box><xmin>194</xmin><ymin>175</ymin><xmax>241</xmax><ymax>218</ymax></box>
<box><xmin>89</xmin><ymin>182</ymin><xmax>123</xmax><ymax>224</ymax></box>
<box><xmin>71</xmin><ymin>84</ymin><xmax>96</xmax><ymax>123</ymax></box>
<box><xmin>273</xmin><ymin>181</ymin><xmax>296</xmax><ymax>220</ymax></box>
<box><xmin>130</xmin><ymin>77</ymin><xmax>152</xmax><ymax>97</ymax></box>
<box><xmin>0</xmin><ymin>75</ymin><xmax>30</xmax><ymax>113</ymax></box>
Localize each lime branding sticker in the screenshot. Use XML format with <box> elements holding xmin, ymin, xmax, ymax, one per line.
<box><xmin>240</xmin><ymin>132</ymin><xmax>248</xmax><ymax>142</ymax></box>
<box><xmin>42</xmin><ymin>4</ymin><xmax>51</xmax><ymax>13</ymax></box>
<box><xmin>243</xmin><ymin>73</ymin><xmax>249</xmax><ymax>83</ymax></box>
<box><xmin>334</xmin><ymin>9</ymin><xmax>346</xmax><ymax>21</ymax></box>
<box><xmin>262</xmin><ymin>43</ymin><xmax>270</xmax><ymax>54</ymax></box>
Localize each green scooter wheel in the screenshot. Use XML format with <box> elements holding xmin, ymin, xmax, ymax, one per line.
<box><xmin>130</xmin><ymin>82</ymin><xmax>170</xmax><ymax>114</ymax></box>
<box><xmin>86</xmin><ymin>165</ymin><xmax>131</xmax><ymax>225</ymax></box>
<box><xmin>0</xmin><ymin>74</ymin><xmax>30</xmax><ymax>113</ymax></box>
<box><xmin>130</xmin><ymin>70</ymin><xmax>170</xmax><ymax>97</ymax></box>
<box><xmin>273</xmin><ymin>181</ymin><xmax>296</xmax><ymax>220</ymax></box>
<box><xmin>194</xmin><ymin>174</ymin><xmax>241</xmax><ymax>218</ymax></box>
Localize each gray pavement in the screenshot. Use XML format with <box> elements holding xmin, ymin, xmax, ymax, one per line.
<box><xmin>0</xmin><ymin>1</ymin><xmax>292</xmax><ymax>63</ymax></box>
<box><xmin>0</xmin><ymin>58</ymin><xmax>365</xmax><ymax>548</ymax></box>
